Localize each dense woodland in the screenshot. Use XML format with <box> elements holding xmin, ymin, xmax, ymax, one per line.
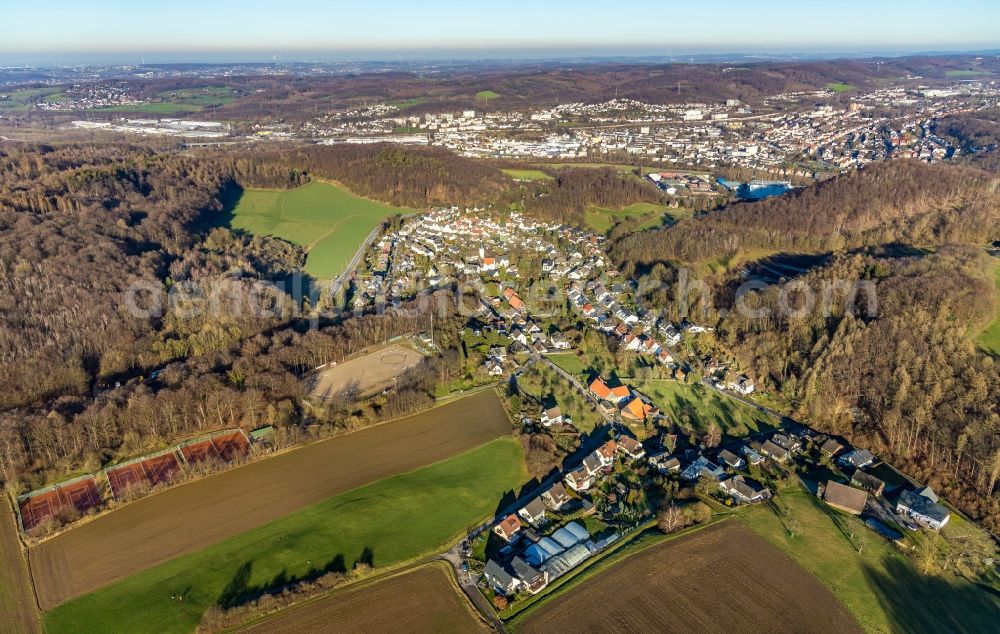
<box><xmin>614</xmin><ymin>160</ymin><xmax>1000</xmax><ymax>266</ymax></box>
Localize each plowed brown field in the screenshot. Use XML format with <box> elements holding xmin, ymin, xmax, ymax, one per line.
<box><xmin>239</xmin><ymin>563</ymin><xmax>489</xmax><ymax>633</ymax></box>
<box><xmin>518</xmin><ymin>521</ymin><xmax>861</xmax><ymax>634</ymax></box>
<box><xmin>30</xmin><ymin>390</ymin><xmax>510</xmax><ymax>610</ymax></box>
<box><xmin>0</xmin><ymin>496</ymin><xmax>41</xmax><ymax>633</ymax></box>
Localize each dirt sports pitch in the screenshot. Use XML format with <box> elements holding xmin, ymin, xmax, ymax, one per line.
<box><xmin>518</xmin><ymin>522</ymin><xmax>861</xmax><ymax>634</ymax></box>
<box><xmin>29</xmin><ymin>389</ymin><xmax>510</xmax><ymax>610</ymax></box>
<box><xmin>240</xmin><ymin>563</ymin><xmax>489</xmax><ymax>634</ymax></box>
<box><xmin>308</xmin><ymin>343</ymin><xmax>425</xmax><ymax>400</ymax></box>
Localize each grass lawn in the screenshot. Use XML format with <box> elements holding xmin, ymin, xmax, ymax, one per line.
<box><xmin>826</xmin><ymin>82</ymin><xmax>856</xmax><ymax>92</ymax></box>
<box><xmin>518</xmin><ymin>364</ymin><xmax>604</xmax><ymax>433</ymax></box>
<box><xmin>0</xmin><ymin>87</ymin><xmax>66</xmax><ymax>111</ymax></box>
<box><xmin>222</xmin><ymin>181</ymin><xmax>409</xmax><ymax>280</ymax></box>
<box><xmin>739</xmin><ymin>487</ymin><xmax>1000</xmax><ymax>633</ymax></box>
<box><xmin>975</xmin><ymin>259</ymin><xmax>1000</xmax><ymax>356</ymax></box>
<box><xmin>44</xmin><ymin>438</ymin><xmax>526</xmax><ymax>634</ymax></box>
<box><xmin>945</xmin><ymin>69</ymin><xmax>993</xmax><ymax>77</ymax></box>
<box><xmin>475</xmin><ymin>90</ymin><xmax>500</xmax><ymax>101</ymax></box>
<box><xmin>585</xmin><ymin>202</ymin><xmax>670</xmax><ymax>234</ymax></box>
<box><xmin>634</xmin><ymin>379</ymin><xmax>774</xmax><ymax>437</ymax></box>
<box><xmin>503</xmin><ymin>168</ymin><xmax>553</xmax><ymax>181</ymax></box>
<box><xmin>546</xmin><ymin>352</ymin><xmax>589</xmax><ymax>378</ymax></box>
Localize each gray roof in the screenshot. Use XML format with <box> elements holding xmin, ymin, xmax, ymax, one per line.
<box><xmin>520</xmin><ymin>497</ymin><xmax>546</xmax><ymax>518</ymax></box>
<box><xmin>898</xmin><ymin>490</ymin><xmax>950</xmax><ymax>523</ymax></box>
<box><xmin>511</xmin><ymin>556</ymin><xmax>542</xmax><ymax>582</ymax></box>
<box><xmin>542</xmin><ymin>543</ymin><xmax>591</xmax><ymax>579</ymax></box>
<box><xmin>483</xmin><ymin>559</ymin><xmax>515</xmax><ymax>588</ymax></box>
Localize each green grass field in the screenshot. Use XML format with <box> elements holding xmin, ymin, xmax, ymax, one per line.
<box><xmin>224</xmin><ymin>181</ymin><xmax>408</xmax><ymax>279</ymax></box>
<box><xmin>502</xmin><ymin>168</ymin><xmax>553</xmax><ymax>181</ymax></box>
<box><xmin>945</xmin><ymin>69</ymin><xmax>993</xmax><ymax>77</ymax></box>
<box><xmin>826</xmin><ymin>82</ymin><xmax>857</xmax><ymax>92</ymax></box>
<box><xmin>0</xmin><ymin>87</ymin><xmax>66</xmax><ymax>111</ymax></box>
<box><xmin>44</xmin><ymin>438</ymin><xmax>526</xmax><ymax>634</ymax></box>
<box><xmin>740</xmin><ymin>487</ymin><xmax>1000</xmax><ymax>633</ymax></box>
<box><xmin>546</xmin><ymin>352</ymin><xmax>589</xmax><ymax>377</ymax></box>
<box><xmin>975</xmin><ymin>259</ymin><xmax>1000</xmax><ymax>356</ymax></box>
<box><xmin>91</xmin><ymin>86</ymin><xmax>235</xmax><ymax>114</ymax></box>
<box><xmin>634</xmin><ymin>379</ymin><xmax>774</xmax><ymax>437</ymax></box>
<box><xmin>585</xmin><ymin>202</ymin><xmax>670</xmax><ymax>234</ymax></box>
<box><xmin>475</xmin><ymin>90</ymin><xmax>500</xmax><ymax>101</ymax></box>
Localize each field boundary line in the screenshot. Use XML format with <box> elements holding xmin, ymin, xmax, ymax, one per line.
<box><xmin>27</xmin><ymin>391</ymin><xmax>508</xmax><ymax>548</ymax></box>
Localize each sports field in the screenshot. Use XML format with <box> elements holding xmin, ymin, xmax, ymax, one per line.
<box><xmin>225</xmin><ymin>181</ymin><xmax>408</xmax><ymax>279</ymax></box>
<box><xmin>740</xmin><ymin>487</ymin><xmax>1000</xmax><ymax>633</ymax></box>
<box><xmin>975</xmin><ymin>259</ymin><xmax>1000</xmax><ymax>356</ymax></box>
<box><xmin>585</xmin><ymin>202</ymin><xmax>669</xmax><ymax>233</ymax></box>
<box><xmin>502</xmin><ymin>168</ymin><xmax>553</xmax><ymax>181</ymax></box>
<box><xmin>44</xmin><ymin>437</ymin><xmax>525</xmax><ymax>634</ymax></box>
<box><xmin>516</xmin><ymin>521</ymin><xmax>860</xmax><ymax>633</ymax></box>
<box><xmin>0</xmin><ymin>497</ymin><xmax>41</xmax><ymax>633</ymax></box>
<box><xmin>239</xmin><ymin>562</ymin><xmax>488</xmax><ymax>633</ymax></box>
<box><xmin>308</xmin><ymin>343</ymin><xmax>425</xmax><ymax>400</ymax></box>
<box><xmin>826</xmin><ymin>82</ymin><xmax>857</xmax><ymax>92</ymax></box>
<box><xmin>30</xmin><ymin>390</ymin><xmax>511</xmax><ymax>609</ymax></box>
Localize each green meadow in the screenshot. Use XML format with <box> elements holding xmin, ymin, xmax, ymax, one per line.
<box><xmin>826</xmin><ymin>82</ymin><xmax>856</xmax><ymax>92</ymax></box>
<box><xmin>224</xmin><ymin>181</ymin><xmax>409</xmax><ymax>279</ymax></box>
<box><xmin>634</xmin><ymin>379</ymin><xmax>774</xmax><ymax>437</ymax></box>
<box><xmin>45</xmin><ymin>438</ymin><xmax>526</xmax><ymax>634</ymax></box>
<box><xmin>740</xmin><ymin>487</ymin><xmax>1000</xmax><ymax>633</ymax></box>
<box><xmin>975</xmin><ymin>259</ymin><xmax>1000</xmax><ymax>356</ymax></box>
<box><xmin>585</xmin><ymin>202</ymin><xmax>671</xmax><ymax>234</ymax></box>
<box><xmin>503</xmin><ymin>168</ymin><xmax>554</xmax><ymax>181</ymax></box>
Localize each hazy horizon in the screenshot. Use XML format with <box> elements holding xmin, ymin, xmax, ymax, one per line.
<box><xmin>4</xmin><ymin>0</ymin><xmax>999</xmax><ymax>66</ymax></box>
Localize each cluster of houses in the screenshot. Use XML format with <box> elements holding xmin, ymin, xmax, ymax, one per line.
<box><xmin>482</xmin><ymin>482</ymin><xmax>617</xmax><ymax>599</ymax></box>
<box><xmin>587</xmin><ymin>376</ymin><xmax>659</xmax><ymax>424</ymax></box>
<box><xmin>816</xmin><ymin>438</ymin><xmax>952</xmax><ymax>532</ymax></box>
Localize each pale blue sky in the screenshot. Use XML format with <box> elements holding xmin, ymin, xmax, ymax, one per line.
<box><xmin>3</xmin><ymin>0</ymin><xmax>999</xmax><ymax>61</ymax></box>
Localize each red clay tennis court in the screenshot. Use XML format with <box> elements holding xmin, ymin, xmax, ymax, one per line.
<box><xmin>180</xmin><ymin>439</ymin><xmax>222</xmax><ymax>465</ymax></box>
<box><xmin>141</xmin><ymin>452</ymin><xmax>181</xmax><ymax>486</ymax></box>
<box><xmin>212</xmin><ymin>431</ymin><xmax>251</xmax><ymax>463</ymax></box>
<box><xmin>18</xmin><ymin>477</ymin><xmax>103</xmax><ymax>531</ymax></box>
<box><xmin>106</xmin><ymin>462</ymin><xmax>150</xmax><ymax>500</ymax></box>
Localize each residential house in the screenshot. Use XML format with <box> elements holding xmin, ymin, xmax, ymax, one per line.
<box><xmin>541</xmin><ymin>482</ymin><xmax>570</xmax><ymax>510</ymax></box>
<box><xmin>896</xmin><ymin>489</ymin><xmax>951</xmax><ymax>530</ymax></box>
<box><xmin>541</xmin><ymin>406</ymin><xmax>564</xmax><ymax>427</ymax></box>
<box><xmin>482</xmin><ymin>559</ymin><xmax>519</xmax><ymax>596</ymax></box>
<box><xmin>760</xmin><ymin>440</ymin><xmax>789</xmax><ymax>463</ymax></box>
<box><xmin>564</xmin><ymin>467</ymin><xmax>593</xmax><ymax>492</ymax></box>
<box><xmin>518</xmin><ymin>497</ymin><xmax>547</xmax><ymax>526</ymax></box>
<box><xmin>819</xmin><ymin>437</ymin><xmax>846</xmax><ymax>458</ymax></box>
<box><xmin>771</xmin><ymin>434</ymin><xmax>802</xmax><ymax>454</ymax></box>
<box><xmin>511</xmin><ymin>556</ymin><xmax>548</xmax><ymax>594</ymax></box>
<box><xmin>549</xmin><ymin>332</ymin><xmax>571</xmax><ymax>349</ymax></box>
<box><xmin>839</xmin><ymin>449</ymin><xmax>875</xmax><ymax>470</ymax></box>
<box><xmin>620</xmin><ymin>395</ymin><xmax>655</xmax><ymax>422</ymax></box>
<box><xmin>717</xmin><ymin>449</ymin><xmax>745</xmax><ymax>470</ymax></box>
<box><xmin>648</xmin><ymin>452</ymin><xmax>681</xmax><ymax>474</ymax></box>
<box><xmin>822</xmin><ymin>481</ymin><xmax>868</xmax><ymax>515</ymax></box>
<box><xmin>740</xmin><ymin>445</ymin><xmax>764</xmax><ymax>466</ymax></box>
<box><xmin>493</xmin><ymin>513</ymin><xmax>523</xmax><ymax>542</ymax></box>
<box><xmin>594</xmin><ymin>440</ymin><xmax>618</xmax><ymax>469</ymax></box>
<box><xmin>851</xmin><ymin>471</ymin><xmax>886</xmax><ymax>496</ymax></box>
<box><xmin>680</xmin><ymin>456</ymin><xmax>726</xmax><ymax>481</ymax></box>
<box><xmin>728</xmin><ymin>375</ymin><xmax>756</xmax><ymax>395</ymax></box>
<box><xmin>484</xmin><ymin>358</ymin><xmax>504</xmax><ymax>376</ymax></box>
<box><xmin>719</xmin><ymin>475</ymin><xmax>770</xmax><ymax>504</ymax></box>
<box><xmin>617</xmin><ymin>436</ymin><xmax>646</xmax><ymax>461</ymax></box>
